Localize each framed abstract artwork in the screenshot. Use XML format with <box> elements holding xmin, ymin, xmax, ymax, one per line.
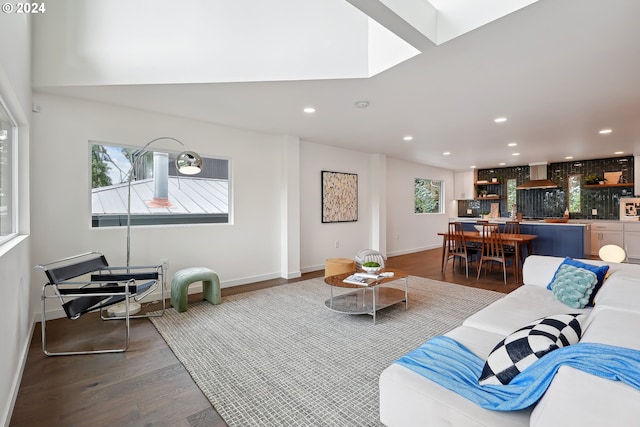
<box><xmin>321</xmin><ymin>170</ymin><xmax>358</xmax><ymax>223</ymax></box>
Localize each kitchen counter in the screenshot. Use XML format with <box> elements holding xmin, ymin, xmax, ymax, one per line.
<box><xmin>450</xmin><ymin>218</ymin><xmax>589</xmax><ymax>258</ymax></box>
<box><xmin>451</xmin><ymin>217</ymin><xmax>588</xmax><ymax>226</ymax></box>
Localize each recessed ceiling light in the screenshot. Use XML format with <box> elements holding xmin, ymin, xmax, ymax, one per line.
<box><xmin>599</xmin><ymin>128</ymin><xmax>612</xmax><ymax>134</ymax></box>
<box><xmin>303</xmin><ymin>107</ymin><xmax>316</xmax><ymax>114</ymax></box>
<box><xmin>614</xmin><ymin>151</ymin><xmax>624</xmax><ymax>155</ymax></box>
<box><xmin>470</xmin><ymin>165</ymin><xmax>476</xmax><ymax>169</ymax></box>
<box><xmin>499</xmin><ymin>162</ymin><xmax>506</xmax><ymax>166</ymax></box>
<box><xmin>354</xmin><ymin>101</ymin><xmax>370</xmax><ymax>109</ymax></box>
<box><xmin>565</xmin><ymin>156</ymin><xmax>574</xmax><ymax>160</ymax></box>
<box><xmin>403</xmin><ymin>136</ymin><xmax>413</xmax><ymax>141</ymax></box>
<box><xmin>512</xmin><ymin>152</ymin><xmax>520</xmax><ymax>156</ymax></box>
<box><xmin>507</xmin><ymin>142</ymin><xmax>517</xmax><ymax>147</ymax></box>
<box><xmin>443</xmin><ymin>152</ymin><xmax>451</xmax><ymax>155</ymax></box>
<box><xmin>494</xmin><ymin>117</ymin><xmax>507</xmax><ymax>123</ymax></box>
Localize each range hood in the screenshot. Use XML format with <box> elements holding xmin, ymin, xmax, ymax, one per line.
<box><xmin>516</xmin><ymin>163</ymin><xmax>559</xmax><ymax>190</ymax></box>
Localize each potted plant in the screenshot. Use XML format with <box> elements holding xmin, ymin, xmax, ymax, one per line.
<box><xmin>585</xmin><ymin>174</ymin><xmax>601</xmax><ymax>185</ymax></box>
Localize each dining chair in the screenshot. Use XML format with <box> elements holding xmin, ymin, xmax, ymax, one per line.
<box><xmin>502</xmin><ymin>219</ymin><xmax>519</xmax><ymax>254</ymax></box>
<box><xmin>476</xmin><ymin>223</ymin><xmax>517</xmax><ymax>284</ymax></box>
<box><xmin>443</xmin><ymin>222</ymin><xmax>477</xmax><ymax>278</ymax></box>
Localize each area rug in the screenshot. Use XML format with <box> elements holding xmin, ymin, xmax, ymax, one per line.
<box><xmin>150</xmin><ymin>276</ymin><xmax>504</xmax><ymax>426</ymax></box>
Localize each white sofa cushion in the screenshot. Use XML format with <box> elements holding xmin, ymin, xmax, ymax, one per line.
<box><xmin>463</xmin><ymin>285</ymin><xmax>591</xmax><ymax>336</ymax></box>
<box><xmin>592</xmin><ymin>273</ymin><xmax>640</xmax><ymax>312</ymax></box>
<box><xmin>379</xmin><ymin>363</ymin><xmax>532</xmax><ymax>427</ymax></box>
<box><xmin>582</xmin><ymin>306</ymin><xmax>640</xmax><ymax>348</ymax></box>
<box><xmin>530</xmin><ymin>365</ymin><xmax>640</xmax><ymax>427</ymax></box>
<box><xmin>521</xmin><ymin>255</ymin><xmax>564</xmax><ymax>287</ymax></box>
<box><xmin>380</xmin><ymin>326</ymin><xmax>532</xmax><ymax>427</ymax></box>
<box><xmin>531</xmin><ymin>308</ymin><xmax>640</xmax><ymax>427</ymax></box>
<box><xmin>520</xmin><ymin>255</ymin><xmax>633</xmax><ymax>288</ymax></box>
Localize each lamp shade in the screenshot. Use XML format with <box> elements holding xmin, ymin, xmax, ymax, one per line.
<box><xmin>176</xmin><ymin>150</ymin><xmax>203</xmax><ymax>175</ymax></box>
<box><xmin>599</xmin><ymin>244</ymin><xmax>626</xmax><ymax>263</ymax></box>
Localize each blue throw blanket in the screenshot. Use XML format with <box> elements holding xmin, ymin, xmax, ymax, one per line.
<box><xmin>396</xmin><ymin>335</ymin><xmax>640</xmax><ymax>411</ymax></box>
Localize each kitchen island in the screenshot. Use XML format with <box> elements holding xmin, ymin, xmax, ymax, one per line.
<box><xmin>452</xmin><ymin>218</ymin><xmax>590</xmax><ymax>259</ymax></box>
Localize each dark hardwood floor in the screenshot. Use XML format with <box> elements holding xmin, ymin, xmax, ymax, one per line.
<box><xmin>10</xmin><ymin>248</ymin><xmax>519</xmax><ymax>427</ymax></box>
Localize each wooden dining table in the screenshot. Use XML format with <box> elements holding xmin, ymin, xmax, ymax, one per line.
<box><xmin>438</xmin><ymin>230</ymin><xmax>537</xmax><ymax>284</ymax></box>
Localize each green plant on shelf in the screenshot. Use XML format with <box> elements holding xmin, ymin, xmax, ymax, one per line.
<box><xmin>584</xmin><ymin>174</ymin><xmax>603</xmax><ymax>185</ymax></box>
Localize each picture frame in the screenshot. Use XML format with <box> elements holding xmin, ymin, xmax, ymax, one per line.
<box><xmin>321</xmin><ymin>170</ymin><xmax>358</xmax><ymax>223</ymax></box>
<box><xmin>620</xmin><ymin>197</ymin><xmax>640</xmax><ymax>221</ymax></box>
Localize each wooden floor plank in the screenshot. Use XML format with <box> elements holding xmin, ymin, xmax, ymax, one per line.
<box><xmin>11</xmin><ymin>249</ymin><xmax>517</xmax><ymax>426</ymax></box>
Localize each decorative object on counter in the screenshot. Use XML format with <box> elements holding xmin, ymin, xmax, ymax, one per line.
<box><xmin>510</xmin><ymin>203</ymin><xmax>518</xmax><ymax>220</ymax></box>
<box><xmin>480</xmin><ymin>211</ymin><xmax>490</xmax><ymax>219</ymax></box>
<box><xmin>489</xmin><ymin>203</ymin><xmax>500</xmax><ymax>218</ymax></box>
<box><xmin>563</xmin><ymin>208</ymin><xmax>570</xmax><ymax>219</ymax></box>
<box><xmin>620</xmin><ymin>197</ymin><xmax>640</xmax><ymax>221</ymax></box>
<box><xmin>544</xmin><ymin>218</ymin><xmax>569</xmax><ymax>223</ymax></box>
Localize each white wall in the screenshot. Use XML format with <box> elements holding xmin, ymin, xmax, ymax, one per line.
<box><xmin>30</xmin><ymin>93</ymin><xmax>287</xmax><ymax>303</ymax></box>
<box><xmin>386</xmin><ymin>157</ymin><xmax>454</xmax><ymax>256</ymax></box>
<box><xmin>0</xmin><ymin>12</ymin><xmax>32</xmax><ymax>427</ymax></box>
<box><xmin>300</xmin><ymin>141</ymin><xmax>375</xmax><ymax>271</ymax></box>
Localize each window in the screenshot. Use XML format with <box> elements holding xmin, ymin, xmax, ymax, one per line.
<box><xmin>507</xmin><ymin>179</ymin><xmax>517</xmax><ymax>211</ymax></box>
<box><xmin>91</xmin><ymin>143</ymin><xmax>230</xmax><ymax>227</ymax></box>
<box><xmin>568</xmin><ymin>174</ymin><xmax>581</xmax><ymax>212</ymax></box>
<box><xmin>414</xmin><ymin>178</ymin><xmax>443</xmax><ymax>214</ymax></box>
<box><xmin>0</xmin><ymin>98</ymin><xmax>17</xmax><ymax>244</ymax></box>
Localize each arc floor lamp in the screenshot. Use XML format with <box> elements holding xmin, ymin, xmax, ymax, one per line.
<box><xmin>126</xmin><ymin>137</ymin><xmax>202</xmax><ymax>267</ymax></box>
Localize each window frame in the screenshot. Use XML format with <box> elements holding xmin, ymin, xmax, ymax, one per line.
<box><xmin>414</xmin><ymin>177</ymin><xmax>444</xmax><ymax>214</ymax></box>
<box><xmin>89</xmin><ymin>141</ymin><xmax>231</xmax><ymax>228</ymax></box>
<box><xmin>0</xmin><ymin>95</ymin><xmax>18</xmax><ymax>246</ymax></box>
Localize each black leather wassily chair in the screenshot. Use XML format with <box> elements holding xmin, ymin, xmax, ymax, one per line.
<box><xmin>37</xmin><ymin>251</ymin><xmax>165</xmax><ymax>356</ymax></box>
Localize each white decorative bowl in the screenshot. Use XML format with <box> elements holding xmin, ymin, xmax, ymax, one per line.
<box><xmin>362</xmin><ymin>266</ymin><xmax>382</xmax><ymax>274</ymax></box>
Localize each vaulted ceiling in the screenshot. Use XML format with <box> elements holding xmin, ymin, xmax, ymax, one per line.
<box><xmin>33</xmin><ymin>0</ymin><xmax>640</xmax><ymax>171</ymax></box>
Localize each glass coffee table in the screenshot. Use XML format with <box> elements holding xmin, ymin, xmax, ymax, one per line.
<box><xmin>324</xmin><ymin>269</ymin><xmax>409</xmax><ymax>324</ymax></box>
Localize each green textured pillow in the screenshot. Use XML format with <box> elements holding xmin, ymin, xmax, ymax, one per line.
<box><xmin>550</xmin><ymin>264</ymin><xmax>598</xmax><ymax>309</ymax></box>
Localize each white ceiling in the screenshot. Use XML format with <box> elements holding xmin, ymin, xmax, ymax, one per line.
<box><xmin>33</xmin><ymin>0</ymin><xmax>640</xmax><ymax>171</ymax></box>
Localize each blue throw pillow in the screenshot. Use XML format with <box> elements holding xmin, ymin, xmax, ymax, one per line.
<box><xmin>547</xmin><ymin>258</ymin><xmax>609</xmax><ymax>307</ymax></box>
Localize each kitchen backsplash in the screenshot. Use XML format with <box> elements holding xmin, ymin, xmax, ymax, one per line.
<box><xmin>457</xmin><ymin>156</ymin><xmax>635</xmax><ymax>220</ymax></box>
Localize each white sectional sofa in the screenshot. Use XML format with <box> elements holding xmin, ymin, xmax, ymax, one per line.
<box><xmin>379</xmin><ymin>255</ymin><xmax>640</xmax><ymax>427</ymax></box>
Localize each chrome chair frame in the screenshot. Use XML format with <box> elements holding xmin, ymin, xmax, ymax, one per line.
<box><xmin>38</xmin><ymin>251</ymin><xmax>166</xmax><ymax>356</ymax></box>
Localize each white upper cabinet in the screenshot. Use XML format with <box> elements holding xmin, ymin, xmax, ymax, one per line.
<box><xmin>454</xmin><ymin>171</ymin><xmax>474</xmax><ymax>200</ymax></box>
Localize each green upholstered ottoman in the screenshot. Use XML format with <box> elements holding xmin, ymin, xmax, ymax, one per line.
<box><xmin>171</xmin><ymin>267</ymin><xmax>221</xmax><ymax>312</ymax></box>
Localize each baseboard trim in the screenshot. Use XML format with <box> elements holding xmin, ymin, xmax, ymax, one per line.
<box><xmin>387</xmin><ymin>245</ymin><xmax>441</xmax><ymax>258</ymax></box>
<box><xmin>3</xmin><ymin>317</ymin><xmax>35</xmax><ymax>427</ymax></box>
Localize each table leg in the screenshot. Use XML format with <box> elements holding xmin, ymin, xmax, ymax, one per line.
<box><xmin>330</xmin><ymin>287</ymin><xmax>334</xmax><ymax>309</ymax></box>
<box><xmin>404</xmin><ymin>276</ymin><xmax>409</xmax><ymax>310</ymax></box>
<box><xmin>515</xmin><ymin>242</ymin><xmax>522</xmax><ymax>284</ymax></box>
<box><xmin>440</xmin><ymin>235</ymin><xmax>447</xmax><ymax>272</ymax></box>
<box><xmin>372</xmin><ymin>287</ymin><xmax>377</xmax><ymax>324</ymax></box>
